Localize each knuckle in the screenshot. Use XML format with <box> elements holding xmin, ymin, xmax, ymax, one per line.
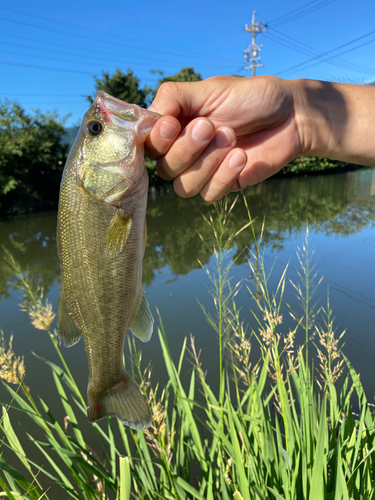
<box><xmin>167</xmin><ymin>143</ymin><xmax>195</xmax><ymax>170</ymax></box>
<box><xmin>198</xmin><ymin>155</ymin><xmax>219</xmax><ymax>175</ymax></box>
<box><xmin>212</xmin><ymin>173</ymin><xmax>230</xmax><ymax>191</ymax></box>
<box><xmin>157</xmin><ymin>81</ymin><xmax>181</xmax><ymax>99</ymax></box>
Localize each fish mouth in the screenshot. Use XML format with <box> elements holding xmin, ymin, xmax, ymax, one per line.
<box><xmin>94</xmin><ymin>91</ymin><xmax>160</xmax><ymax>125</ymax></box>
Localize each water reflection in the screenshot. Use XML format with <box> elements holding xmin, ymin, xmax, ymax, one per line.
<box><xmin>0</xmin><ymin>213</ymin><xmax>60</xmax><ymax>300</ymax></box>
<box><xmin>2</xmin><ymin>169</ymin><xmax>374</xmax><ymax>299</ymax></box>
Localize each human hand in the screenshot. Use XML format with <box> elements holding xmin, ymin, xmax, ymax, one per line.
<box><xmin>145</xmin><ymin>75</ymin><xmax>302</xmax><ymax>201</ymax></box>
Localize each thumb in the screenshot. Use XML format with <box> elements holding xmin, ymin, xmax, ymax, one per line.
<box><xmin>149</xmin><ymin>81</ymin><xmax>207</xmax><ymax>118</ymax></box>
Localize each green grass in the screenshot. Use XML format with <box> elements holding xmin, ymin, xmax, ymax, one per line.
<box><xmin>1</xmin><ymin>197</ymin><xmax>375</xmax><ymax>499</ymax></box>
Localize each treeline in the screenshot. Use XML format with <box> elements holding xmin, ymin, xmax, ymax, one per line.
<box><xmin>0</xmin><ymin>67</ymin><xmax>362</xmax><ymax>217</ymax></box>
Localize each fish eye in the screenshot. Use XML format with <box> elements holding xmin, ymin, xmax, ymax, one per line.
<box><xmin>87</xmin><ymin>121</ymin><xmax>103</xmax><ymax>136</ymax></box>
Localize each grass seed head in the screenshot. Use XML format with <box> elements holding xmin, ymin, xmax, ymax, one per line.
<box><xmin>0</xmin><ymin>331</ymin><xmax>25</xmax><ymax>384</ymax></box>
<box><xmin>28</xmin><ymin>299</ymin><xmax>56</xmax><ymax>331</ymax></box>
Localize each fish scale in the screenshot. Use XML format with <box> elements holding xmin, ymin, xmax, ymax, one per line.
<box><xmin>57</xmin><ymin>91</ymin><xmax>160</xmax><ymax>429</ymax></box>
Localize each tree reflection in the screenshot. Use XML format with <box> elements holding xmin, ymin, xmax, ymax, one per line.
<box><xmin>0</xmin><ymin>212</ymin><xmax>60</xmax><ymax>299</ymax></box>
<box><xmin>1</xmin><ymin>169</ymin><xmax>375</xmax><ymax>298</ymax></box>
<box><xmin>143</xmin><ymin>169</ymin><xmax>375</xmax><ymax>283</ymax></box>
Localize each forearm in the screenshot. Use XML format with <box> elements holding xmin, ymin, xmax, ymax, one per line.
<box><xmin>292</xmin><ymin>79</ymin><xmax>375</xmax><ymax>167</ymax></box>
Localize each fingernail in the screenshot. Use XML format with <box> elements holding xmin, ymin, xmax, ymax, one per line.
<box><xmin>159</xmin><ymin>120</ymin><xmax>179</xmax><ymax>140</ymax></box>
<box><xmin>229</xmin><ymin>152</ymin><xmax>246</xmax><ymax>169</ymax></box>
<box><xmin>214</xmin><ymin>128</ymin><xmax>236</xmax><ymax>148</ymax></box>
<box><xmin>191</xmin><ymin>120</ymin><xmax>213</xmax><ymax>143</ymax></box>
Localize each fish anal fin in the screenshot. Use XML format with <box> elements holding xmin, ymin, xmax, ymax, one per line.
<box><xmin>87</xmin><ymin>371</ymin><xmax>151</xmax><ymax>430</ymax></box>
<box><xmin>106</xmin><ymin>209</ymin><xmax>132</xmax><ymax>256</ymax></box>
<box><xmin>130</xmin><ymin>292</ymin><xmax>154</xmax><ymax>343</ymax></box>
<box><xmin>57</xmin><ymin>290</ymin><xmax>82</xmax><ymax>348</ymax></box>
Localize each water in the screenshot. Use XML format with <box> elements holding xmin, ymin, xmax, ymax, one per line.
<box><xmin>1</xmin><ymin>168</ymin><xmax>375</xmax><ymax>472</ymax></box>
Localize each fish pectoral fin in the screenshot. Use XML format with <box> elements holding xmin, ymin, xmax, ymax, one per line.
<box><xmin>87</xmin><ymin>371</ymin><xmax>152</xmax><ymax>430</ymax></box>
<box><xmin>57</xmin><ymin>290</ymin><xmax>82</xmax><ymax>348</ymax></box>
<box><xmin>129</xmin><ymin>292</ymin><xmax>154</xmax><ymax>343</ymax></box>
<box><xmin>106</xmin><ymin>209</ymin><xmax>132</xmax><ymax>256</ymax></box>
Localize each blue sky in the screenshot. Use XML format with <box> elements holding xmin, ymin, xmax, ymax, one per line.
<box><xmin>1</xmin><ymin>0</ymin><xmax>375</xmax><ymax>126</ymax></box>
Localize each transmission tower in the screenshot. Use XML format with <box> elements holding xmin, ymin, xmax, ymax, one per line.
<box><xmin>244</xmin><ymin>11</ymin><xmax>266</xmax><ymax>76</ymax></box>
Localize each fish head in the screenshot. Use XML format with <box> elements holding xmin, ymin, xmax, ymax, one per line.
<box><xmin>73</xmin><ymin>91</ymin><xmax>161</xmax><ymax>204</ymax></box>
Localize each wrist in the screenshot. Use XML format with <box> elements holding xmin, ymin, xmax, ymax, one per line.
<box><xmin>290</xmin><ymin>78</ymin><xmax>375</xmax><ymax>167</ymax></box>
<box><xmin>290</xmin><ymin>78</ymin><xmax>343</xmax><ymax>158</ymax></box>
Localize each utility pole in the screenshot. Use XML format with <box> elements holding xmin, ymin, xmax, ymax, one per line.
<box><xmin>244</xmin><ymin>11</ymin><xmax>266</xmax><ymax>76</ymax></box>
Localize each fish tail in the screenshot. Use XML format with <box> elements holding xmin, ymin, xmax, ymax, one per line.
<box><xmin>87</xmin><ymin>371</ymin><xmax>152</xmax><ymax>430</ymax></box>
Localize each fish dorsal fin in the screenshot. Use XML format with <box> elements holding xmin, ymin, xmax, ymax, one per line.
<box><xmin>57</xmin><ymin>289</ymin><xmax>82</xmax><ymax>348</ymax></box>
<box><xmin>129</xmin><ymin>292</ymin><xmax>154</xmax><ymax>343</ymax></box>
<box><xmin>106</xmin><ymin>209</ymin><xmax>132</xmax><ymax>256</ymax></box>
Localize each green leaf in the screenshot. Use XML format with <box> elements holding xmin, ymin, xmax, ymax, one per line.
<box><xmin>158</xmin><ymin>327</ymin><xmax>207</xmax><ymax>469</ymax></box>
<box><xmin>227</xmin><ymin>404</ymin><xmax>250</xmax><ymax>500</ymax></box>
<box><xmin>278</xmin><ymin>444</ymin><xmax>292</xmax><ymax>471</ymax></box>
<box><xmin>309</xmin><ymin>397</ymin><xmax>327</xmax><ymax>500</ymax></box>
<box><xmin>0</xmin><ymin>474</ymin><xmax>18</xmax><ymax>500</ymax></box>
<box><xmin>1</xmin><ymin>406</ymin><xmax>37</xmax><ymax>481</ymax></box>
<box><xmin>51</xmin><ymin>370</ymin><xmax>85</xmax><ymax>448</ymax></box>
<box><xmin>266</xmin><ymin>487</ymin><xmax>286</xmax><ymax>500</ymax></box>
<box><xmin>0</xmin><ymin>459</ymin><xmax>32</xmax><ymax>492</ymax></box>
<box><xmin>119</xmin><ymin>456</ymin><xmax>131</xmax><ymax>500</ymax></box>
<box><xmin>176</xmin><ymin>477</ymin><xmax>205</xmax><ymax>500</ymax></box>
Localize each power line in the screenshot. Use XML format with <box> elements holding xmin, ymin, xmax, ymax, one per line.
<box><xmin>267</xmin><ymin>0</ymin><xmax>337</xmax><ymax>28</ymax></box>
<box><xmin>0</xmin><ymin>60</ymin><xmax>92</xmax><ymax>75</ymax></box>
<box><xmin>1</xmin><ymin>46</ymin><xmax>191</xmax><ymax>71</ymax></box>
<box><xmin>267</xmin><ymin>0</ymin><xmax>325</xmax><ymax>24</ymax></box>
<box><xmin>0</xmin><ymin>32</ymin><xmax>176</xmax><ymax>65</ymax></box>
<box><xmin>0</xmin><ymin>60</ymin><xmax>158</xmax><ymax>81</ymax></box>
<box><xmin>276</xmin><ymin>28</ymin><xmax>375</xmax><ymax>76</ymax></box>
<box><xmin>0</xmin><ymin>6</ymin><xmax>217</xmax><ymax>62</ymax></box>
<box><xmin>15</xmin><ymin>101</ymin><xmax>86</xmax><ymax>105</ymax></box>
<box><xmin>296</xmin><ymin>36</ymin><xmax>375</xmax><ymax>74</ymax></box>
<box><xmin>273</xmin><ymin>0</ymin><xmax>337</xmax><ymax>28</ymax></box>
<box><xmin>0</xmin><ymin>16</ymin><xmax>235</xmax><ymax>65</ymax></box>
<box><xmin>0</xmin><ymin>39</ymin><xmax>225</xmax><ymax>70</ymax></box>
<box><xmin>265</xmin><ymin>28</ymin><xmax>375</xmax><ymax>75</ymax></box>
<box><xmin>0</xmin><ymin>93</ymin><xmax>81</xmax><ymax>96</ymax></box>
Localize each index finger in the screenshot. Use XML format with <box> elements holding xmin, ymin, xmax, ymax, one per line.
<box><xmin>145</xmin><ymin>115</ymin><xmax>181</xmax><ymax>160</ymax></box>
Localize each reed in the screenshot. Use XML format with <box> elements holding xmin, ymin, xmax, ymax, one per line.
<box><xmin>1</xmin><ymin>197</ymin><xmax>374</xmax><ymax>499</ymax></box>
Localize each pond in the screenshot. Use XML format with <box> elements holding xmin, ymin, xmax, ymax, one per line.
<box><xmin>1</xmin><ymin>168</ymin><xmax>375</xmax><ymax>470</ymax></box>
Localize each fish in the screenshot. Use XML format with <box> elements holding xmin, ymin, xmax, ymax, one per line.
<box><xmin>56</xmin><ymin>91</ymin><xmax>160</xmax><ymax>429</ymax></box>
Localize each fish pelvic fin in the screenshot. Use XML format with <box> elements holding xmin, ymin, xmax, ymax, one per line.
<box><xmin>129</xmin><ymin>292</ymin><xmax>154</xmax><ymax>343</ymax></box>
<box><xmin>106</xmin><ymin>209</ymin><xmax>132</xmax><ymax>256</ymax></box>
<box><xmin>57</xmin><ymin>289</ymin><xmax>82</xmax><ymax>348</ymax></box>
<box><xmin>87</xmin><ymin>371</ymin><xmax>151</xmax><ymax>430</ymax></box>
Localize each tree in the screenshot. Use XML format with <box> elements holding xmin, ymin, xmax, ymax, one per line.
<box><xmin>152</xmin><ymin>67</ymin><xmax>202</xmax><ymax>99</ymax></box>
<box><xmin>0</xmin><ymin>100</ymin><xmax>68</xmax><ymax>215</ymax></box>
<box><xmin>283</xmin><ymin>156</ymin><xmax>355</xmax><ymax>176</ymax></box>
<box><xmin>87</xmin><ymin>68</ymin><xmax>151</xmax><ymax>107</ymax></box>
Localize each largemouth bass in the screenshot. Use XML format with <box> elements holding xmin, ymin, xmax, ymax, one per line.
<box><xmin>57</xmin><ymin>91</ymin><xmax>160</xmax><ymax>429</ymax></box>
